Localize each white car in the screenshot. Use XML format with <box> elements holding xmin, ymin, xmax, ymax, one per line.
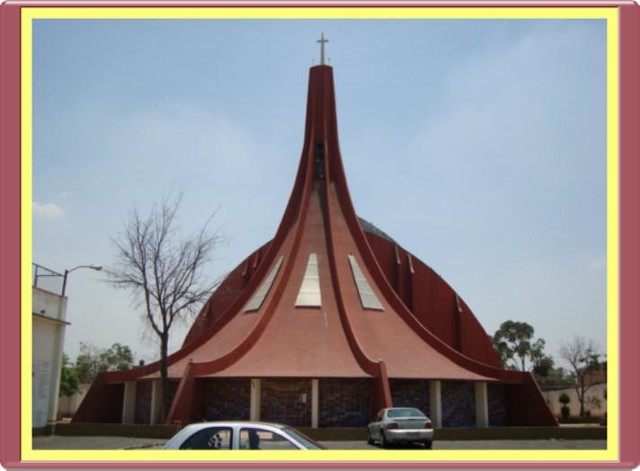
<box><xmin>163</xmin><ymin>421</ymin><xmax>325</xmax><ymax>450</ymax></box>
<box><xmin>367</xmin><ymin>407</ymin><xmax>434</xmax><ymax>449</ymax></box>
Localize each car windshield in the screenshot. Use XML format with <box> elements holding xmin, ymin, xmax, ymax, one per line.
<box><xmin>387</xmin><ymin>408</ymin><xmax>426</xmax><ymax>418</ymax></box>
<box><xmin>281</xmin><ymin>427</ymin><xmax>326</xmax><ymax>450</ymax></box>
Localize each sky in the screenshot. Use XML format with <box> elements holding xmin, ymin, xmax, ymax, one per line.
<box><xmin>32</xmin><ymin>17</ymin><xmax>607</xmax><ymax>370</ymax></box>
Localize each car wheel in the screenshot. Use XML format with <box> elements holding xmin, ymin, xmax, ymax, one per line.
<box><xmin>380</xmin><ymin>431</ymin><xmax>389</xmax><ymax>448</ymax></box>
<box><xmin>424</xmin><ymin>440</ymin><xmax>433</xmax><ymax>449</ymax></box>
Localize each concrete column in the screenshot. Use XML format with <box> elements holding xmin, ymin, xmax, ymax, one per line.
<box><xmin>429</xmin><ymin>380</ymin><xmax>442</xmax><ymax>428</ymax></box>
<box><xmin>122</xmin><ymin>381</ymin><xmax>137</xmax><ymax>424</ymax></box>
<box><xmin>475</xmin><ymin>381</ymin><xmax>489</xmax><ymax>428</ymax></box>
<box><xmin>311</xmin><ymin>379</ymin><xmax>319</xmax><ymax>428</ymax></box>
<box><xmin>150</xmin><ymin>379</ymin><xmax>163</xmax><ymax>425</ymax></box>
<box><xmin>250</xmin><ymin>379</ymin><xmax>261</xmax><ymax>421</ymax></box>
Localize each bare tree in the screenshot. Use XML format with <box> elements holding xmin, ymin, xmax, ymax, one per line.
<box><xmin>559</xmin><ymin>336</ymin><xmax>603</xmax><ymax>417</ymax></box>
<box><xmin>108</xmin><ymin>194</ymin><xmax>221</xmax><ymax>421</ymax></box>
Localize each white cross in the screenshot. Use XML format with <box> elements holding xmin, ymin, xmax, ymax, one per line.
<box><xmin>317</xmin><ymin>33</ymin><xmax>328</xmax><ymax>65</ymax></box>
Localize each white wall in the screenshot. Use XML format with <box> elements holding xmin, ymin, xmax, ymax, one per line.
<box><xmin>544</xmin><ymin>384</ymin><xmax>607</xmax><ymax>418</ymax></box>
<box><xmin>58</xmin><ymin>385</ymin><xmax>90</xmax><ymax>418</ymax></box>
<box><xmin>32</xmin><ymin>288</ymin><xmax>68</xmax><ymax>429</ymax></box>
<box><xmin>33</xmin><ymin>288</ymin><xmax>67</xmax><ymax>322</ymax></box>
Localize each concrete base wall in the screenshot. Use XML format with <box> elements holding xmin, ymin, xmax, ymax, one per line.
<box><xmin>51</xmin><ymin>423</ymin><xmax>180</xmax><ymax>438</ymax></box>
<box><xmin>46</xmin><ymin>423</ymin><xmax>605</xmax><ymax>441</ymax></box>
<box><xmin>297</xmin><ymin>426</ymin><xmax>607</xmax><ymax>442</ymax></box>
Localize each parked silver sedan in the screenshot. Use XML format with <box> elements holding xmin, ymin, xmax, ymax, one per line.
<box><xmin>367</xmin><ymin>407</ymin><xmax>434</xmax><ymax>449</ymax></box>
<box><xmin>164</xmin><ymin>421</ymin><xmax>325</xmax><ymax>450</ymax></box>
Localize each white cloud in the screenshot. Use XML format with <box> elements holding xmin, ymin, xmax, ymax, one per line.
<box><xmin>33</xmin><ymin>201</ymin><xmax>64</xmax><ymax>220</ymax></box>
<box><xmin>58</xmin><ymin>191</ymin><xmax>72</xmax><ymax>198</ymax></box>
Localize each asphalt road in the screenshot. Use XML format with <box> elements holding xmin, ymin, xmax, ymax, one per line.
<box><xmin>32</xmin><ymin>435</ymin><xmax>606</xmax><ymax>450</ymax></box>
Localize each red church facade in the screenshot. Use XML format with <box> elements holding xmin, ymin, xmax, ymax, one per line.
<box><xmin>74</xmin><ymin>60</ymin><xmax>557</xmax><ymax>429</ymax></box>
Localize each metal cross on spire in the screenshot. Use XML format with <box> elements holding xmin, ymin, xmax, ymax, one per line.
<box><xmin>317</xmin><ymin>33</ymin><xmax>329</xmax><ymax>65</ymax></box>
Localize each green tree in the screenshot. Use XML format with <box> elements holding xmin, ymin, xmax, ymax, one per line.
<box><xmin>59</xmin><ymin>353</ymin><xmax>80</xmax><ymax>398</ymax></box>
<box><xmin>535</xmin><ymin>366</ymin><xmax>574</xmax><ymax>390</ymax></box>
<box><xmin>559</xmin><ymin>336</ymin><xmax>603</xmax><ymax>417</ymax></box>
<box><xmin>75</xmin><ymin>342</ymin><xmax>101</xmax><ymax>384</ymax></box>
<box><xmin>99</xmin><ymin>343</ymin><xmax>135</xmax><ymax>372</ymax></box>
<box><xmin>75</xmin><ymin>342</ymin><xmax>135</xmax><ymax>384</ymax></box>
<box><xmin>492</xmin><ymin>320</ymin><xmax>551</xmax><ymax>372</ymax></box>
<box><xmin>532</xmin><ymin>355</ymin><xmax>555</xmax><ymax>378</ymax></box>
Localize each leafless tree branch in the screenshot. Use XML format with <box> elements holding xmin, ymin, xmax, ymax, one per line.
<box><xmin>106</xmin><ymin>193</ymin><xmax>221</xmax><ymax>421</ymax></box>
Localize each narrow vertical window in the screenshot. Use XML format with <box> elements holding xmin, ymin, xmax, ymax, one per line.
<box><xmin>348</xmin><ymin>255</ymin><xmax>384</xmax><ymax>311</ymax></box>
<box><xmin>295</xmin><ymin>253</ymin><xmax>322</xmax><ymax>307</ymax></box>
<box><xmin>245</xmin><ymin>256</ymin><xmax>284</xmax><ymax>313</ymax></box>
<box><xmin>314</xmin><ymin>142</ymin><xmax>325</xmax><ymax>179</ymax></box>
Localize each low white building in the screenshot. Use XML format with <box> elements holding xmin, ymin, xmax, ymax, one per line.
<box><xmin>32</xmin><ymin>264</ymin><xmax>68</xmax><ymax>432</ymax></box>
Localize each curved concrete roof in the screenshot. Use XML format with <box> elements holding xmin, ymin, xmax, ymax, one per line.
<box><xmin>74</xmin><ymin>62</ymin><xmax>558</xmax><ymax>429</ymax></box>
<box><xmin>130</xmin><ymin>65</ymin><xmax>508</xmax><ymax>384</ymax></box>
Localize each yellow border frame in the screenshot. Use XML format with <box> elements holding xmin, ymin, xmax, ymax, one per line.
<box><xmin>21</xmin><ymin>6</ymin><xmax>620</xmax><ymax>464</ymax></box>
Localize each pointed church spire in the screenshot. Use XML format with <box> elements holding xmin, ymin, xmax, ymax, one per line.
<box><xmin>317</xmin><ymin>33</ymin><xmax>329</xmax><ymax>65</ymax></box>
<box><xmin>303</xmin><ymin>41</ymin><xmax>341</xmax><ymax>185</ymax></box>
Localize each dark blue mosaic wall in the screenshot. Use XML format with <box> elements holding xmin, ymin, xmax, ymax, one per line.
<box><xmin>488</xmin><ymin>383</ymin><xmax>507</xmax><ymax>426</ymax></box>
<box><xmin>261</xmin><ymin>379</ymin><xmax>311</xmax><ymax>427</ymax></box>
<box><xmin>319</xmin><ymin>379</ymin><xmax>371</xmax><ymax>427</ymax></box>
<box><xmin>442</xmin><ymin>381</ymin><xmax>476</xmax><ymax>427</ymax></box>
<box><xmin>134</xmin><ymin>381</ymin><xmax>151</xmax><ymax>424</ymax></box>
<box><xmin>164</xmin><ymin>380</ymin><xmax>179</xmax><ymax>416</ymax></box>
<box><xmin>206</xmin><ymin>379</ymin><xmax>251</xmax><ymax>421</ymax></box>
<box><xmin>390</xmin><ymin>379</ymin><xmax>431</xmax><ymax>417</ymax></box>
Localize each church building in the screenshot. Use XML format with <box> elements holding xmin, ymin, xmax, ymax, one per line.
<box><xmin>74</xmin><ymin>38</ymin><xmax>557</xmax><ymax>429</ymax></box>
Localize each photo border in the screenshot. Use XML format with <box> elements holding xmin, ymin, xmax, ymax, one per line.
<box><xmin>0</xmin><ymin>2</ymin><xmax>638</xmax><ymax>468</ymax></box>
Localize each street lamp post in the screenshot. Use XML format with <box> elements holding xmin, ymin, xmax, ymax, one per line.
<box><xmin>61</xmin><ymin>264</ymin><xmax>103</xmax><ymax>297</ymax></box>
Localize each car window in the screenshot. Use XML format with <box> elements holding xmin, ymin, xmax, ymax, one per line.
<box><xmin>387</xmin><ymin>408</ymin><xmax>425</xmax><ymax>418</ymax></box>
<box><xmin>239</xmin><ymin>428</ymin><xmax>298</xmax><ymax>450</ymax></box>
<box><xmin>180</xmin><ymin>427</ymin><xmax>232</xmax><ymax>450</ymax></box>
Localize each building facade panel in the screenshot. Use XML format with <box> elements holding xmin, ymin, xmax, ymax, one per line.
<box><xmin>261</xmin><ymin>379</ymin><xmax>312</xmax><ymax>427</ymax></box>
<box><xmin>134</xmin><ymin>381</ymin><xmax>152</xmax><ymax>424</ymax></box>
<box><xmin>319</xmin><ymin>378</ymin><xmax>371</xmax><ymax>427</ymax></box>
<box><xmin>390</xmin><ymin>379</ymin><xmax>431</xmax><ymax>417</ymax></box>
<box><xmin>206</xmin><ymin>379</ymin><xmax>251</xmax><ymax>421</ymax></box>
<box><xmin>488</xmin><ymin>383</ymin><xmax>507</xmax><ymax>426</ymax></box>
<box><xmin>442</xmin><ymin>381</ymin><xmax>476</xmax><ymax>427</ymax></box>
<box><xmin>165</xmin><ymin>380</ymin><xmax>179</xmax><ymax>418</ymax></box>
